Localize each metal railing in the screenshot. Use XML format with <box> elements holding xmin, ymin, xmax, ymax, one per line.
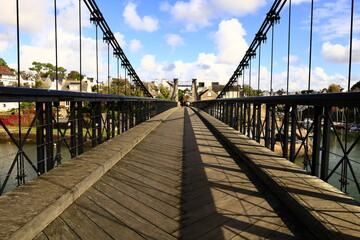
<box><xmin>193</xmin><ymin>92</ymin><xmax>360</xmax><ymax>199</ymax></box>
<box><xmin>0</xmin><ymin>87</ymin><xmax>175</xmax><ymax>194</ymax></box>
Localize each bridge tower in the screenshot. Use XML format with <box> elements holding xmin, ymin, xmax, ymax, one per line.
<box><xmin>171</xmin><ymin>78</ymin><xmax>179</xmax><ymax>103</ymax></box>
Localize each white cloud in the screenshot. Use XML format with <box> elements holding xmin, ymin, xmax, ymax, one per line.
<box><xmin>211</xmin><ymin>0</ymin><xmax>266</xmax><ymax>16</ymax></box>
<box><xmin>18</xmin><ymin>28</ymin><xmax>108</xmax><ymax>79</ymax></box>
<box><xmin>214</xmin><ymin>19</ymin><xmax>248</xmax><ymax>64</ymax></box>
<box><xmin>166</xmin><ymin>34</ymin><xmax>185</xmax><ymax>48</ymax></box>
<box><xmin>123</xmin><ymin>2</ymin><xmax>159</xmax><ymax>32</ymax></box>
<box><xmin>159</xmin><ymin>1</ymin><xmax>172</xmax><ymax>12</ymax></box>
<box><xmin>141</xmin><ymin>55</ymin><xmax>158</xmax><ymax>72</ymax></box>
<box><xmin>282</xmin><ymin>55</ymin><xmax>299</xmax><ymax>65</ymax></box>
<box><xmin>322</xmin><ymin>39</ymin><xmax>360</xmax><ymax>63</ymax></box>
<box><xmin>114</xmin><ymin>32</ymin><xmax>127</xmax><ymax>48</ymax></box>
<box><xmin>0</xmin><ymin>0</ymin><xmax>52</xmax><ymax>33</ymax></box>
<box><xmin>170</xmin><ymin>0</ymin><xmax>212</xmax><ymax>31</ymax></box>
<box><xmin>129</xmin><ymin>39</ymin><xmax>143</xmax><ymax>53</ymax></box>
<box><xmin>0</xmin><ymin>41</ymin><xmax>8</xmax><ymax>53</ymax></box>
<box><xmin>167</xmin><ymin>0</ymin><xmax>266</xmax><ymax>31</ymax></box>
<box><xmin>313</xmin><ymin>0</ymin><xmax>360</xmax><ymax>40</ymax></box>
<box><xmin>138</xmin><ymin>52</ymin><xmax>237</xmax><ymax>85</ymax></box>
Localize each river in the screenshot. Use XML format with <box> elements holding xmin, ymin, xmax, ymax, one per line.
<box><xmin>0</xmin><ymin>131</ymin><xmax>359</xmax><ymax>201</ymax></box>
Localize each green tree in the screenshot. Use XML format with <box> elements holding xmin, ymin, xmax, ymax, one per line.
<box><xmin>33</xmin><ymin>80</ymin><xmax>48</xmax><ymax>89</ymax></box>
<box><xmin>58</xmin><ymin>67</ymin><xmax>67</xmax><ymax>77</ymax></box>
<box><xmin>0</xmin><ymin>58</ymin><xmax>7</xmax><ymax>67</ymax></box>
<box><xmin>157</xmin><ymin>85</ymin><xmax>171</xmax><ymax>99</ymax></box>
<box><xmin>328</xmin><ymin>84</ymin><xmax>342</xmax><ymax>93</ymax></box>
<box><xmin>29</xmin><ymin>61</ymin><xmax>44</xmax><ymax>74</ymax></box>
<box><xmin>67</xmin><ymin>70</ymin><xmax>83</xmax><ymax>80</ymax></box>
<box><xmin>242</xmin><ymin>84</ymin><xmax>262</xmax><ymax>97</ymax></box>
<box><xmin>0</xmin><ymin>58</ymin><xmax>15</xmax><ymax>72</ymax></box>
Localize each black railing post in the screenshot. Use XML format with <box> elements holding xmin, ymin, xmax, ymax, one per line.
<box><xmin>97</xmin><ymin>102</ymin><xmax>102</xmax><ymax>144</ymax></box>
<box><xmin>91</xmin><ymin>102</ymin><xmax>97</xmax><ymax>147</ymax></box>
<box><xmin>77</xmin><ymin>101</ymin><xmax>84</xmax><ymax>155</ymax></box>
<box><xmin>283</xmin><ymin>105</ymin><xmax>290</xmax><ymax>159</ymax></box>
<box><xmin>36</xmin><ymin>102</ymin><xmax>45</xmax><ymax>174</ymax></box>
<box><xmin>265</xmin><ymin>104</ymin><xmax>271</xmax><ymax>148</ymax></box>
<box><xmin>111</xmin><ymin>102</ymin><xmax>116</xmax><ymax>138</ymax></box>
<box><xmin>312</xmin><ymin>106</ymin><xmax>322</xmax><ymax>177</ymax></box>
<box><xmin>106</xmin><ymin>102</ymin><xmax>111</xmax><ymax>140</ymax></box>
<box><xmin>45</xmin><ymin>102</ymin><xmax>54</xmax><ymax>171</ymax></box>
<box><xmin>252</xmin><ymin>104</ymin><xmax>257</xmax><ymax>139</ymax></box>
<box><xmin>270</xmin><ymin>105</ymin><xmax>276</xmax><ymax>151</ymax></box>
<box><xmin>290</xmin><ymin>105</ymin><xmax>297</xmax><ymax>162</ymax></box>
<box><xmin>256</xmin><ymin>104</ymin><xmax>261</xmax><ymax>143</ymax></box>
<box><xmin>70</xmin><ymin>102</ymin><xmax>77</xmax><ymax>158</ymax></box>
<box><xmin>247</xmin><ymin>103</ymin><xmax>251</xmax><ymax>137</ymax></box>
<box><xmin>321</xmin><ymin>107</ymin><xmax>331</xmax><ymax>180</ymax></box>
<box><xmin>229</xmin><ymin>102</ymin><xmax>234</xmax><ymax>128</ymax></box>
<box><xmin>242</xmin><ymin>103</ymin><xmax>247</xmax><ymax>134</ymax></box>
<box><xmin>117</xmin><ymin>101</ymin><xmax>121</xmax><ymax>135</ymax></box>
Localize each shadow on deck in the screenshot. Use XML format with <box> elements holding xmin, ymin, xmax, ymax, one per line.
<box><xmin>0</xmin><ymin>107</ymin><xmax>359</xmax><ymax>240</ymax></box>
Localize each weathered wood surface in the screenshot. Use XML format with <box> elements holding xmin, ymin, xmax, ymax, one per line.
<box><xmin>39</xmin><ymin>108</ymin><xmax>313</xmax><ymax>239</ymax></box>
<box><xmin>195</xmin><ymin>108</ymin><xmax>360</xmax><ymax>240</ymax></box>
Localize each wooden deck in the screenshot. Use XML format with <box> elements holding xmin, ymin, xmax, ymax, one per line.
<box><xmin>34</xmin><ymin>108</ymin><xmax>315</xmax><ymax>239</ymax></box>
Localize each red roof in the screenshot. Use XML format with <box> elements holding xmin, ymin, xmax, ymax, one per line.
<box><xmin>0</xmin><ymin>66</ymin><xmax>11</xmax><ymax>73</ymax></box>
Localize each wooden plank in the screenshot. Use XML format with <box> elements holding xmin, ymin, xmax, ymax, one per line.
<box><xmin>101</xmin><ymin>174</ymin><xmax>180</xmax><ymax>219</ymax></box>
<box><xmin>93</xmin><ymin>180</ymin><xmax>180</xmax><ymax>234</ymax></box>
<box><xmin>110</xmin><ymin>164</ymin><xmax>181</xmax><ymax>196</ymax></box>
<box><xmin>107</xmin><ymin>169</ymin><xmax>180</xmax><ymax>207</ymax></box>
<box><xmin>74</xmin><ymin>196</ymin><xmax>145</xmax><ymax>240</ymax></box>
<box><xmin>59</xmin><ymin>204</ymin><xmax>113</xmax><ymax>240</ymax></box>
<box><xmin>33</xmin><ymin>232</ymin><xmax>48</xmax><ymax>240</ymax></box>
<box><xmin>43</xmin><ymin>217</ymin><xmax>80</xmax><ymax>240</ymax></box>
<box><xmin>117</xmin><ymin>160</ymin><xmax>180</xmax><ymax>186</ymax></box>
<box><xmin>84</xmin><ymin>187</ymin><xmax>176</xmax><ymax>240</ymax></box>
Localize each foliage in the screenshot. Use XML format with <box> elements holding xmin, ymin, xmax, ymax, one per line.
<box><xmin>242</xmin><ymin>85</ymin><xmax>262</xmax><ymax>97</ymax></box>
<box><xmin>178</xmin><ymin>88</ymin><xmax>190</xmax><ymax>101</ymax></box>
<box><xmin>20</xmin><ymin>102</ymin><xmax>35</xmax><ymax>112</ymax></box>
<box><xmin>157</xmin><ymin>85</ymin><xmax>171</xmax><ymax>99</ymax></box>
<box><xmin>131</xmin><ymin>88</ymin><xmax>145</xmax><ymax>97</ymax></box>
<box><xmin>29</xmin><ymin>61</ymin><xmax>67</xmax><ymax>77</ymax></box>
<box><xmin>67</xmin><ymin>70</ymin><xmax>83</xmax><ymax>80</ymax></box>
<box><xmin>351</xmin><ymin>81</ymin><xmax>360</xmax><ymax>91</ymax></box>
<box><xmin>0</xmin><ymin>58</ymin><xmax>15</xmax><ymax>72</ymax></box>
<box><xmin>33</xmin><ymin>80</ymin><xmax>48</xmax><ymax>89</ymax></box>
<box><xmin>328</xmin><ymin>84</ymin><xmax>342</xmax><ymax>93</ymax></box>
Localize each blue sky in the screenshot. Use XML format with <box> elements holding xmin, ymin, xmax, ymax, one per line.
<box><xmin>0</xmin><ymin>0</ymin><xmax>359</xmax><ymax>92</ymax></box>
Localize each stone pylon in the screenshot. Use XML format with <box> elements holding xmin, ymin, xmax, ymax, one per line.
<box><xmin>171</xmin><ymin>78</ymin><xmax>179</xmax><ymax>103</ymax></box>
<box><xmin>191</xmin><ymin>78</ymin><xmax>198</xmax><ymax>101</ymax></box>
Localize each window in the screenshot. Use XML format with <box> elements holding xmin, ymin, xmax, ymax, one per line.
<box><xmin>199</xmin><ymin>82</ymin><xmax>204</xmax><ymax>87</ymax></box>
<box><xmin>207</xmin><ymin>92</ymin><xmax>212</xmax><ymax>97</ymax></box>
<box><xmin>3</xmin><ymin>104</ymin><xmax>6</xmax><ymax>107</ymax></box>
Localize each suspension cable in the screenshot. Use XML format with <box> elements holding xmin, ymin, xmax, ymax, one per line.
<box><xmin>307</xmin><ymin>0</ymin><xmax>314</xmax><ymax>92</ymax></box>
<box><xmin>286</xmin><ymin>0</ymin><xmax>292</xmax><ymax>95</ymax></box>
<box><xmin>107</xmin><ymin>42</ymin><xmax>110</xmax><ymax>94</ymax></box>
<box><xmin>96</xmin><ymin>24</ymin><xmax>99</xmax><ymax>92</ymax></box>
<box><xmin>270</xmin><ymin>24</ymin><xmax>274</xmax><ymax>96</ymax></box>
<box><xmin>79</xmin><ymin>0</ymin><xmax>82</xmax><ymax>92</ymax></box>
<box><xmin>257</xmin><ymin>43</ymin><xmax>261</xmax><ymax>93</ymax></box>
<box><xmin>54</xmin><ymin>0</ymin><xmax>58</xmax><ymax>90</ymax></box>
<box><xmin>249</xmin><ymin>59</ymin><xmax>252</xmax><ymax>97</ymax></box>
<box><xmin>348</xmin><ymin>0</ymin><xmax>354</xmax><ymax>92</ymax></box>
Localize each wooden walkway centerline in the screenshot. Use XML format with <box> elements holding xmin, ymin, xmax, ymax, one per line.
<box><xmin>33</xmin><ymin>107</ymin><xmax>315</xmax><ymax>239</ymax></box>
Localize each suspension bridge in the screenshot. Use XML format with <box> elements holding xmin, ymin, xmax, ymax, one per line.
<box><xmin>0</xmin><ymin>0</ymin><xmax>360</xmax><ymax>239</ymax></box>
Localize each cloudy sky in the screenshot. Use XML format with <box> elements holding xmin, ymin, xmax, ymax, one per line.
<box><xmin>0</xmin><ymin>0</ymin><xmax>359</xmax><ymax>92</ymax></box>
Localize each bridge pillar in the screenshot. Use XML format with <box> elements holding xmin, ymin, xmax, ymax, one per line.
<box><xmin>191</xmin><ymin>78</ymin><xmax>198</xmax><ymax>101</ymax></box>
<box><xmin>171</xmin><ymin>78</ymin><xmax>179</xmax><ymax>104</ymax></box>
